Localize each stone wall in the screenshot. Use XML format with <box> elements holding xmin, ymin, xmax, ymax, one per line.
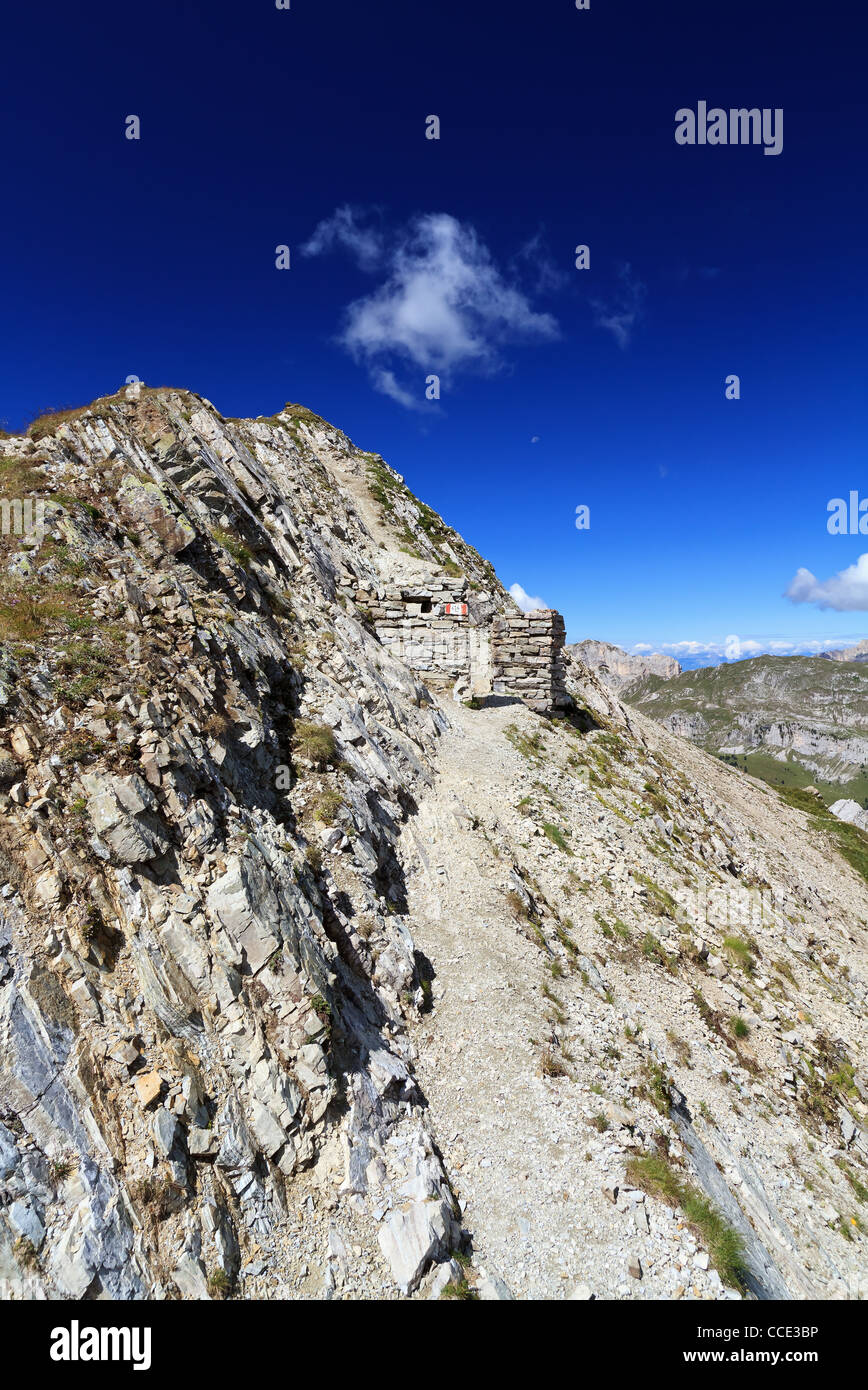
<box><xmin>491</xmin><ymin>610</ymin><xmax>569</xmax><ymax>714</ymax></box>
<box><xmin>346</xmin><ymin>574</ymin><xmax>476</xmax><ymax>683</ymax></box>
<box><xmin>343</xmin><ymin>574</ymin><xmax>569</xmax><ymax>709</ymax></box>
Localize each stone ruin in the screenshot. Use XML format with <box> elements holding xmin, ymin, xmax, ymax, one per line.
<box><xmin>342</xmin><ymin>569</ymin><xmax>569</xmax><ymax>714</ymax></box>
<box><xmin>346</xmin><ymin>574</ymin><xmax>489</xmax><ymax>687</ymax></box>
<box><xmin>491</xmin><ymin>610</ymin><xmax>569</xmax><ymax>714</ymax></box>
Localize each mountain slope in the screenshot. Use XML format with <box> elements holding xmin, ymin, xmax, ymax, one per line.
<box><xmin>628</xmin><ymin>655</ymin><xmax>868</xmax><ymax>804</ymax></box>
<box><xmin>0</xmin><ymin>385</ymin><xmax>866</xmax><ymax>1302</ymax></box>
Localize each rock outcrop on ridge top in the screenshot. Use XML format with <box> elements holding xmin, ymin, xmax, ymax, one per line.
<box><xmin>566</xmin><ymin>639</ymin><xmax>682</xmax><ymax>693</ymax></box>
<box><xmin>0</xmin><ymin>384</ymin><xmax>866</xmax><ymax>1302</ymax></box>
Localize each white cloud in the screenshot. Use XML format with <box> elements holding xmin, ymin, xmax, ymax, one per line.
<box><xmin>370</xmin><ymin>368</ymin><xmax>424</xmax><ymax>412</ymax></box>
<box><xmin>786</xmin><ymin>554</ymin><xmax>868</xmax><ymax>611</ymax></box>
<box><xmin>592</xmin><ymin>263</ymin><xmax>646</xmax><ymax>348</ymax></box>
<box><xmin>510</xmin><ymin>582</ymin><xmax>549</xmax><ymax>614</ymax></box>
<box><xmin>659</xmin><ymin>640</ymin><xmax>722</xmax><ymax>657</ymax></box>
<box><xmin>652</xmin><ymin>635</ymin><xmax>849</xmax><ymax>661</ymax></box>
<box><xmin>304</xmin><ymin>209</ymin><xmax>560</xmax><ymax>405</ymax></box>
<box><xmin>302</xmin><ymin>206</ymin><xmax>384</xmax><ymax>272</ymax></box>
<box><xmin>510</xmin><ymin>231</ymin><xmax>568</xmax><ymax>296</ymax></box>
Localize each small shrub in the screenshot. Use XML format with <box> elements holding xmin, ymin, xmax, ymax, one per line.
<box><xmin>294</xmin><ymin>721</ymin><xmax>337</xmax><ymax>769</ymax></box>
<box><xmin>723</xmin><ymin>935</ymin><xmax>756</xmax><ymax>974</ymax></box>
<box><xmin>542</xmin><ymin>822</ymin><xmax>571</xmax><ymax>854</ymax></box>
<box><xmin>542</xmin><ymin>983</ymin><xmax>566</xmax><ymax>1025</ymax></box>
<box><xmin>203</xmin><ymin>712</ymin><xmax>231</xmax><ymax>738</ymax></box>
<box><xmin>440</xmin><ymin>1277</ymin><xmax>477</xmax><ymax>1300</ymax></box>
<box><xmin>835</xmin><ymin>1158</ymin><xmax>868</xmax><ymax>1205</ymax></box>
<box><xmin>129</xmin><ymin>1176</ymin><xmax>176</xmax><ymax>1221</ymax></box>
<box><xmin>641</xmin><ymin>931</ymin><xmax>672</xmax><ymax>969</ymax></box>
<box><xmin>58</xmin><ymin>731</ymin><xmax>104</xmax><ymax>765</ymax></box>
<box><xmin>639</xmin><ymin>1061</ymin><xmax>671</xmax><ymax>1116</ymax></box>
<box><xmin>540</xmin><ymin>1047</ymin><xmax>569</xmax><ymax>1079</ymax></box>
<box><xmin>211</xmin><ymin>527</ymin><xmax>252</xmax><ymax>568</ymax></box>
<box><xmin>505</xmin><ymin>889</ymin><xmax>531</xmax><ymax>922</ymax></box>
<box><xmin>13</xmin><ymin>1236</ymin><xmax>40</xmax><ymax>1271</ymax></box>
<box><xmin>207</xmin><ymin>1268</ymin><xmax>232</xmax><ymax>1299</ymax></box>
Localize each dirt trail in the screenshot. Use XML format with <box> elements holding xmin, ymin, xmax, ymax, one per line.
<box><xmin>403</xmin><ymin>698</ymin><xmax>691</xmax><ymax>1299</ymax></box>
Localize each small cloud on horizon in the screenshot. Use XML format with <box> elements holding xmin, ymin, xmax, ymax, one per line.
<box><xmin>510</xmin><ymin>582</ymin><xmax>549</xmax><ymax>613</ymax></box>
<box><xmin>618</xmin><ymin>634</ymin><xmax>862</xmax><ymax>663</ymax></box>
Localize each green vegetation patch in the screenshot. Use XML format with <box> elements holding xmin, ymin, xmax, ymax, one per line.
<box><xmin>775</xmin><ymin>785</ymin><xmax>868</xmax><ymax>889</ymax></box>
<box><xmin>293</xmin><ymin>721</ymin><xmax>338</xmax><ymax>769</ymax></box>
<box><xmin>504</xmin><ymin>722</ymin><xmax>545</xmax><ymax>761</ymax></box>
<box><xmin>626</xmin><ymin>1154</ymin><xmax>749</xmax><ymax>1291</ymax></box>
<box><xmin>211</xmin><ymin>526</ymin><xmax>253</xmax><ymax>568</ymax></box>
<box><xmin>542</xmin><ymin>821</ymin><xmax>571</xmax><ymax>853</ymax></box>
<box><xmin>634</xmin><ymin>871</ymin><xmax>678</xmax><ymax>919</ymax></box>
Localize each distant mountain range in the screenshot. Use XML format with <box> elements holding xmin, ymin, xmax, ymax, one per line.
<box><xmin>625</xmin><ymin>654</ymin><xmax>868</xmax><ymax>804</ymax></box>
<box><xmin>565</xmin><ymin>639</ymin><xmax>681</xmax><ymax>692</ymax></box>
<box><xmin>821</xmin><ymin>638</ymin><xmax>868</xmax><ymax>663</ymax></box>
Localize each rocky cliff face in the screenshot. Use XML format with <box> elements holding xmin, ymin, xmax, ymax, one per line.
<box><xmin>0</xmin><ymin>387</ymin><xmax>866</xmax><ymax>1302</ymax></box>
<box><xmin>567</xmin><ymin>640</ymin><xmax>682</xmax><ymax>693</ymax></box>
<box><xmin>821</xmin><ymin>640</ymin><xmax>868</xmax><ymax>664</ymax></box>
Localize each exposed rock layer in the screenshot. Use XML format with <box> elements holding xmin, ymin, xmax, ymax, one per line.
<box><xmin>0</xmin><ymin>386</ymin><xmax>865</xmax><ymax>1301</ymax></box>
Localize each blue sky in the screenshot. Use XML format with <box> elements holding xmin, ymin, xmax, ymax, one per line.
<box><xmin>2</xmin><ymin>0</ymin><xmax>866</xmax><ymax>659</ymax></box>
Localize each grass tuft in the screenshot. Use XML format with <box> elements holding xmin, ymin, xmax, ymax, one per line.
<box><xmin>626</xmin><ymin>1154</ymin><xmax>749</xmax><ymax>1291</ymax></box>
<box><xmin>293</xmin><ymin>721</ymin><xmax>337</xmax><ymax>769</ymax></box>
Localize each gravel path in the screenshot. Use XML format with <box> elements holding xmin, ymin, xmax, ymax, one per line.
<box><xmin>404</xmin><ymin>698</ymin><xmax>711</xmax><ymax>1298</ymax></box>
<box><xmin>402</xmin><ymin>690</ymin><xmax>868</xmax><ymax>1300</ymax></box>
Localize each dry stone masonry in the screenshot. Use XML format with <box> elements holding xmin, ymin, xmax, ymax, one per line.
<box><xmin>491</xmin><ymin>610</ymin><xmax>569</xmax><ymax>713</ymax></box>
<box><xmin>349</xmin><ymin>573</ymin><xmax>474</xmax><ymax>682</ymax></box>
<box><xmin>342</xmin><ymin>572</ymin><xmax>570</xmax><ymax>714</ymax></box>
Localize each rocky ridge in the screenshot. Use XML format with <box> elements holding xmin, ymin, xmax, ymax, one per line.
<box><xmin>0</xmin><ymin>385</ymin><xmax>866</xmax><ymax>1301</ymax></box>
<box><xmin>822</xmin><ymin>640</ymin><xmax>868</xmax><ymax>664</ymax></box>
